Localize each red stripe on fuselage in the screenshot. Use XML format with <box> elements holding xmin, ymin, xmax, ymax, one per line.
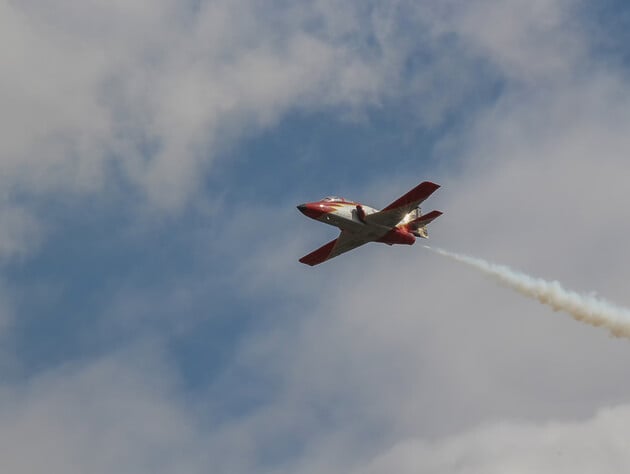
<box><xmin>298</xmin><ymin>202</ymin><xmax>343</xmax><ymax>220</ymax></box>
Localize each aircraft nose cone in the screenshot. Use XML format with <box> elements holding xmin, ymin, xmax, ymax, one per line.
<box><xmin>297</xmin><ymin>202</ymin><xmax>326</xmax><ymax>220</ymax></box>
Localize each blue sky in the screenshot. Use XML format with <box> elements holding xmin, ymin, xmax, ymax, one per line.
<box><xmin>2</xmin><ymin>0</ymin><xmax>630</xmax><ymax>472</ymax></box>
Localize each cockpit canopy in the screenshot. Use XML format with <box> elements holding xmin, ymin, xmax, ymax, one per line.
<box><xmin>322</xmin><ymin>196</ymin><xmax>346</xmax><ymax>202</ymax></box>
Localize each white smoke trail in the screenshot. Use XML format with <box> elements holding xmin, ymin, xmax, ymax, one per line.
<box><xmin>425</xmin><ymin>246</ymin><xmax>630</xmax><ymax>338</ymax></box>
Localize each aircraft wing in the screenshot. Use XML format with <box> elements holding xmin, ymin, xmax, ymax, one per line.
<box><xmin>299</xmin><ymin>231</ymin><xmax>370</xmax><ymax>266</ymax></box>
<box><xmin>365</xmin><ymin>181</ymin><xmax>440</xmax><ymax>228</ymax></box>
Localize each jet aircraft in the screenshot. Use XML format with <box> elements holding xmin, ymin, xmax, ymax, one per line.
<box><xmin>297</xmin><ymin>181</ymin><xmax>442</xmax><ymax>266</ymax></box>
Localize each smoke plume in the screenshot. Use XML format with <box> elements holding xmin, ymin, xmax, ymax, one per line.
<box><xmin>425</xmin><ymin>246</ymin><xmax>630</xmax><ymax>338</ymax></box>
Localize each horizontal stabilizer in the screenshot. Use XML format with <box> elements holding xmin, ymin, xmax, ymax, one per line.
<box><xmin>366</xmin><ymin>181</ymin><xmax>440</xmax><ymax>228</ymax></box>
<box><xmin>408</xmin><ymin>210</ymin><xmax>443</xmax><ymax>227</ymax></box>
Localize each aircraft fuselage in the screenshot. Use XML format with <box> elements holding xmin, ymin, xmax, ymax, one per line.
<box><xmin>296</xmin><ymin>181</ymin><xmax>442</xmax><ymax>265</ymax></box>
<box><xmin>297</xmin><ymin>199</ymin><xmax>417</xmax><ymax>245</ymax></box>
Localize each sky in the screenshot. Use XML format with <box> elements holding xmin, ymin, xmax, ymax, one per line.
<box><xmin>2</xmin><ymin>0</ymin><xmax>630</xmax><ymax>472</ymax></box>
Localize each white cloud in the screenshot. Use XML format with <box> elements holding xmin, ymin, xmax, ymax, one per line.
<box><xmin>1</xmin><ymin>343</ymin><xmax>630</xmax><ymax>474</ymax></box>
<box><xmin>358</xmin><ymin>405</ymin><xmax>630</xmax><ymax>474</ymax></box>
<box><xmin>2</xmin><ymin>0</ymin><xmax>630</xmax><ymax>473</ymax></box>
<box><xmin>1</xmin><ymin>0</ymin><xmax>446</xmax><ymax>258</ymax></box>
<box><xmin>428</xmin><ymin>0</ymin><xmax>585</xmax><ymax>82</ymax></box>
<box><xmin>0</xmin><ymin>0</ymin><xmax>397</xmax><ymax>212</ymax></box>
<box><xmin>220</xmin><ymin>0</ymin><xmax>630</xmax><ymax>471</ymax></box>
<box><xmin>0</xmin><ymin>207</ymin><xmax>42</xmax><ymax>261</ymax></box>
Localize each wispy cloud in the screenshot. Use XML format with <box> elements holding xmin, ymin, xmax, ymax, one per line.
<box><xmin>0</xmin><ymin>1</ymin><xmax>413</xmax><ymax>213</ymax></box>
<box><xmin>2</xmin><ymin>1</ymin><xmax>630</xmax><ymax>473</ymax></box>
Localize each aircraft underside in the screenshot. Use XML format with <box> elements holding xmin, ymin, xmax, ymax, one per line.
<box><xmin>297</xmin><ymin>181</ymin><xmax>442</xmax><ymax>266</ymax></box>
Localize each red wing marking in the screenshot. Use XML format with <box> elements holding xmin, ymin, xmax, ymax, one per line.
<box><xmin>299</xmin><ymin>231</ymin><xmax>371</xmax><ymax>266</ymax></box>
<box><xmin>382</xmin><ymin>181</ymin><xmax>440</xmax><ymax>211</ymax></box>
<box><xmin>299</xmin><ymin>239</ymin><xmax>337</xmax><ymax>266</ymax></box>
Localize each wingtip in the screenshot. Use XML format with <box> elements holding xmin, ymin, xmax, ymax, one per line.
<box><xmin>298</xmin><ymin>239</ymin><xmax>337</xmax><ymax>266</ymax></box>
<box><xmin>382</xmin><ymin>181</ymin><xmax>441</xmax><ymax>211</ymax></box>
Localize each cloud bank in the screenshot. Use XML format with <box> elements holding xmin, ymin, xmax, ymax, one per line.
<box><xmin>1</xmin><ymin>0</ymin><xmax>410</xmax><ymax>212</ymax></box>
<box><xmin>2</xmin><ymin>0</ymin><xmax>630</xmax><ymax>473</ymax></box>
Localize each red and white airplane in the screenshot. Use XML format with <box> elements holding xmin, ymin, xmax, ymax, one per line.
<box><xmin>297</xmin><ymin>181</ymin><xmax>442</xmax><ymax>266</ymax></box>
